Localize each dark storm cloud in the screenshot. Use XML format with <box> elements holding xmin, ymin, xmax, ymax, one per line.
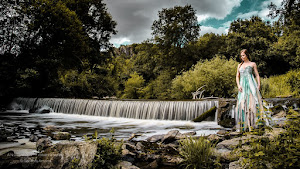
<box><xmin>104</xmin><ymin>0</ymin><xmax>241</xmax><ymax>46</ymax></box>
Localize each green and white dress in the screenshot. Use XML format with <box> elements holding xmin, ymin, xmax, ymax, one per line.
<box><xmin>235</xmin><ymin>65</ymin><xmax>269</xmax><ymax>131</ymax></box>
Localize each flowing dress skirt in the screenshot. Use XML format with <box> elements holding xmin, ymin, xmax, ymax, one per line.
<box><xmin>235</xmin><ymin>66</ymin><xmax>269</xmax><ymax>131</ymax></box>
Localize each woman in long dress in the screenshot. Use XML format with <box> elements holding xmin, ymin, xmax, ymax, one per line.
<box><xmin>235</xmin><ymin>49</ymin><xmax>269</xmax><ymax>132</ymax></box>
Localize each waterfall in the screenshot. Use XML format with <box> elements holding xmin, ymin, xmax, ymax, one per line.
<box><xmin>11</xmin><ymin>98</ymin><xmax>219</xmax><ymax>121</ymax></box>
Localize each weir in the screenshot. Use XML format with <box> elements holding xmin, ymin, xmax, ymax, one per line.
<box><xmin>10</xmin><ymin>98</ymin><xmax>219</xmax><ymax>121</ymax></box>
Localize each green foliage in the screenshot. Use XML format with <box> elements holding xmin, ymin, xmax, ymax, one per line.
<box><xmin>225</xmin><ymin>16</ymin><xmax>277</xmax><ymax>76</ymax></box>
<box><xmin>261</xmin><ymin>69</ymin><xmax>300</xmax><ymax>98</ymax></box>
<box><xmin>152</xmin><ymin>5</ymin><xmax>200</xmax><ymax>48</ymax></box>
<box><xmin>142</xmin><ymin>70</ymin><xmax>175</xmax><ymax>99</ymax></box>
<box><xmin>0</xmin><ymin>0</ymin><xmax>117</xmax><ymax>98</ymax></box>
<box><xmin>70</xmin><ymin>158</ymin><xmax>80</xmax><ymax>169</ymax></box>
<box><xmin>171</xmin><ymin>56</ymin><xmax>239</xmax><ymax>99</ymax></box>
<box><xmin>237</xmin><ymin>109</ymin><xmax>300</xmax><ymax>168</ymax></box>
<box><xmin>179</xmin><ymin>136</ymin><xmax>220</xmax><ymax>169</ymax></box>
<box><xmin>187</xmin><ymin>33</ymin><xmax>226</xmax><ymax>61</ymax></box>
<box><xmin>58</xmin><ymin>68</ymin><xmax>113</xmax><ymax>98</ymax></box>
<box><xmin>122</xmin><ymin>72</ymin><xmax>145</xmax><ymax>99</ymax></box>
<box><xmin>84</xmin><ymin>129</ymin><xmax>122</xmax><ymax>169</ymax></box>
<box><xmin>152</xmin><ymin>5</ymin><xmax>200</xmax><ymax>71</ymax></box>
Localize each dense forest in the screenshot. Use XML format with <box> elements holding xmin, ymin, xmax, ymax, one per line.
<box><xmin>0</xmin><ymin>0</ymin><xmax>299</xmax><ymax>102</ymax></box>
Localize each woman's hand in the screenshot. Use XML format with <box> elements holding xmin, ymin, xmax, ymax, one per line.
<box><xmin>238</xmin><ymin>85</ymin><xmax>243</xmax><ymax>92</ymax></box>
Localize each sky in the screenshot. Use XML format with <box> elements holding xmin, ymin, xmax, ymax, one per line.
<box><xmin>104</xmin><ymin>0</ymin><xmax>282</xmax><ymax>47</ymax></box>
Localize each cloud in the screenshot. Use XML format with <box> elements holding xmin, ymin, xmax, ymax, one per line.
<box><xmin>187</xmin><ymin>0</ymin><xmax>242</xmax><ymax>19</ymax></box>
<box><xmin>104</xmin><ymin>0</ymin><xmax>242</xmax><ymax>46</ymax></box>
<box><xmin>200</xmin><ymin>26</ymin><xmax>229</xmax><ymax>35</ymax></box>
<box><xmin>236</xmin><ymin>0</ymin><xmax>281</xmax><ymax>22</ymax></box>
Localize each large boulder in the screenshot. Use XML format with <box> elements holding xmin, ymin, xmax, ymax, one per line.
<box><xmin>37</xmin><ymin>141</ymin><xmax>97</xmax><ymax>169</ymax></box>
<box><xmin>36</xmin><ymin>138</ymin><xmax>52</xmax><ymax>152</ymax></box>
<box><xmin>217</xmin><ymin>98</ymin><xmax>236</xmax><ymax>128</ymax></box>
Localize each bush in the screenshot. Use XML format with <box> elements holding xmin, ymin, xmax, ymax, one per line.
<box><xmin>179</xmin><ymin>136</ymin><xmax>220</xmax><ymax>169</ymax></box>
<box><xmin>122</xmin><ymin>72</ymin><xmax>145</xmax><ymax>99</ymax></box>
<box><xmin>85</xmin><ymin>130</ymin><xmax>123</xmax><ymax>169</ymax></box>
<box><xmin>171</xmin><ymin>56</ymin><xmax>239</xmax><ymax>99</ymax></box>
<box><xmin>261</xmin><ymin>69</ymin><xmax>300</xmax><ymax>98</ymax></box>
<box><xmin>237</xmin><ymin>109</ymin><xmax>300</xmax><ymax>168</ymax></box>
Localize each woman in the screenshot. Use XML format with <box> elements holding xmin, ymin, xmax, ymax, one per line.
<box><xmin>235</xmin><ymin>49</ymin><xmax>268</xmax><ymax>132</ymax></box>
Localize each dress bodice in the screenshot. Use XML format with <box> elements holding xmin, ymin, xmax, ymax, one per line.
<box><xmin>239</xmin><ymin>66</ymin><xmax>253</xmax><ymax>77</ymax></box>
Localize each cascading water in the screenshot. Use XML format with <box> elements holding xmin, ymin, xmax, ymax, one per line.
<box><xmin>10</xmin><ymin>97</ymin><xmax>219</xmax><ymax>121</ymax></box>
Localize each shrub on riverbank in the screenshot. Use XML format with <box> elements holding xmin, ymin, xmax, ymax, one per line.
<box><xmin>84</xmin><ymin>130</ymin><xmax>123</xmax><ymax>169</ymax></box>
<box><xmin>171</xmin><ymin>56</ymin><xmax>239</xmax><ymax>99</ymax></box>
<box><xmin>179</xmin><ymin>136</ymin><xmax>220</xmax><ymax>169</ymax></box>
<box><xmin>261</xmin><ymin>69</ymin><xmax>300</xmax><ymax>98</ymax></box>
<box><xmin>236</xmin><ymin>109</ymin><xmax>300</xmax><ymax>168</ymax></box>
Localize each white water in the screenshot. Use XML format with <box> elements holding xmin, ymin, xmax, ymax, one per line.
<box><xmin>4</xmin><ymin>97</ymin><xmax>222</xmax><ymax>141</ymax></box>
<box><xmin>0</xmin><ymin>111</ymin><xmax>223</xmax><ymax>141</ymax></box>
<box><xmin>11</xmin><ymin>98</ymin><xmax>219</xmax><ymax>121</ymax></box>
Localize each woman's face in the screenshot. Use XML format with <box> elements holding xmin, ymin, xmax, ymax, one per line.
<box><xmin>240</xmin><ymin>52</ymin><xmax>248</xmax><ymax>61</ymax></box>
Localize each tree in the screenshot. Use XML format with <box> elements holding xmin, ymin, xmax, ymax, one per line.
<box><xmin>268</xmin><ymin>0</ymin><xmax>300</xmax><ymax>29</ymax></box>
<box><xmin>0</xmin><ymin>0</ymin><xmax>117</xmax><ymax>97</ymax></box>
<box><xmin>122</xmin><ymin>72</ymin><xmax>145</xmax><ymax>99</ymax></box>
<box><xmin>152</xmin><ymin>5</ymin><xmax>200</xmax><ymax>48</ymax></box>
<box><xmin>151</xmin><ymin>5</ymin><xmax>200</xmax><ymax>71</ymax></box>
<box><xmin>187</xmin><ymin>33</ymin><xmax>226</xmax><ymax>62</ymax></box>
<box><xmin>224</xmin><ymin>16</ymin><xmax>277</xmax><ymax>76</ymax></box>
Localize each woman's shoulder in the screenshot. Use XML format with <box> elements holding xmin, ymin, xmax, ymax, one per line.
<box><xmin>250</xmin><ymin>62</ymin><xmax>257</xmax><ymax>67</ymax></box>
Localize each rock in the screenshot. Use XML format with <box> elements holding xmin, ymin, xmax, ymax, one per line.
<box><xmin>122</xmin><ymin>143</ymin><xmax>136</xmax><ymax>153</ymax></box>
<box><xmin>273</xmin><ymin>110</ymin><xmax>286</xmax><ymax>118</ymax></box>
<box><xmin>145</xmin><ymin>160</ymin><xmax>159</xmax><ymax>169</ymax></box>
<box><xmin>122</xmin><ymin>143</ymin><xmax>137</xmax><ymax>163</ymax></box>
<box><xmin>217</xmin><ymin>98</ymin><xmax>236</xmax><ymax>127</ymax></box>
<box><xmin>193</xmin><ymin>106</ymin><xmax>217</xmax><ymax>122</ymax></box>
<box><xmin>3</xmin><ymin>150</ymin><xmax>15</xmax><ymax>157</ymax></box>
<box><xmin>263</xmin><ymin>128</ymin><xmax>285</xmax><ymax>140</ymax></box>
<box><xmin>216</xmin><ymin>135</ymin><xmax>263</xmax><ymax>150</ymax></box>
<box><xmin>175</xmin><ymin>131</ymin><xmax>196</xmax><ymax>139</ymax></box>
<box><xmin>161</xmin><ymin>144</ymin><xmax>179</xmax><ymax>155</ymax></box>
<box><xmin>43</xmin><ymin>125</ymin><xmax>63</xmax><ymax>132</ymax></box>
<box><xmin>52</xmin><ymin>132</ymin><xmax>71</xmax><ymax>140</ymax></box>
<box><xmin>161</xmin><ymin>130</ymin><xmax>180</xmax><ymax>144</ymax></box>
<box><xmin>270</xmin><ymin>104</ymin><xmax>285</xmax><ymax>115</ymax></box>
<box><xmin>92</xmin><ymin>96</ymin><xmax>99</xmax><ymax>99</ymax></box>
<box><xmin>0</xmin><ymin>129</ymin><xmax>8</xmax><ymax>142</ymax></box>
<box><xmin>36</xmin><ymin>138</ymin><xmax>52</xmax><ymax>152</ymax></box>
<box><xmin>161</xmin><ymin>155</ymin><xmax>183</xmax><ymax>166</ymax></box>
<box><xmin>38</xmin><ymin>141</ymin><xmax>97</xmax><ymax>169</ymax></box>
<box><xmin>219</xmin><ymin>118</ymin><xmax>236</xmax><ymax>128</ymax></box>
<box><xmin>146</xmin><ymin>134</ymin><xmax>164</xmax><ymax>142</ymax></box>
<box><xmin>115</xmin><ymin>161</ymin><xmax>140</xmax><ymax>169</ymax></box>
<box><xmin>207</xmin><ymin>134</ymin><xmax>223</xmax><ymax>143</ymax></box>
<box><xmin>29</xmin><ymin>134</ymin><xmax>39</xmax><ymax>142</ymax></box>
<box><xmin>136</xmin><ymin>142</ymin><xmax>144</xmax><ymax>151</ymax></box>
<box><xmin>40</xmin><ymin>109</ymin><xmax>51</xmax><ymax>113</ymax></box>
<box><xmin>229</xmin><ymin>159</ymin><xmax>243</xmax><ymax>169</ymax></box>
<box><xmin>217</xmin><ymin>130</ymin><xmax>227</xmax><ymax>135</ymax></box>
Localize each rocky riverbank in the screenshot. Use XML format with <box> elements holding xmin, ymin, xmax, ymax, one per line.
<box><xmin>0</xmin><ymin>117</ymin><xmax>292</xmax><ymax>169</ymax></box>
<box><xmin>0</xmin><ymin>97</ymin><xmax>299</xmax><ymax>169</ymax></box>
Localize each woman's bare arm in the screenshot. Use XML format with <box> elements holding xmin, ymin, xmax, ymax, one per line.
<box><xmin>236</xmin><ymin>64</ymin><xmax>242</xmax><ymax>92</ymax></box>
<box><xmin>253</xmin><ymin>63</ymin><xmax>261</xmax><ymax>90</ymax></box>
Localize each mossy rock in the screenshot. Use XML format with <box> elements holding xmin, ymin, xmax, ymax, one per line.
<box><xmin>270</xmin><ymin>104</ymin><xmax>285</xmax><ymax>115</ymax></box>
<box><xmin>219</xmin><ymin>119</ymin><xmax>235</xmax><ymax>128</ymax></box>
<box><xmin>192</xmin><ymin>106</ymin><xmax>216</xmax><ymax>122</ymax></box>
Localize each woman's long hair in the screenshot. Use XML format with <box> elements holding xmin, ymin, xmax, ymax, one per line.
<box><xmin>239</xmin><ymin>49</ymin><xmax>251</xmax><ymax>68</ymax></box>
